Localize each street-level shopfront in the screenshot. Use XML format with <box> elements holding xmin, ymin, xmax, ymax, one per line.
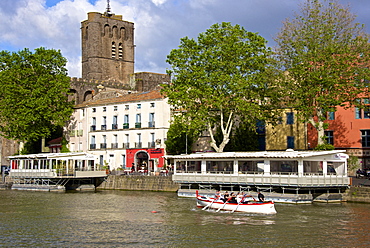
<box><xmin>126</xmin><ymin>148</ymin><xmax>165</xmax><ymax>173</ymax></box>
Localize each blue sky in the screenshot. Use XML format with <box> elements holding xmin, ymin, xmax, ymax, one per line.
<box><xmin>1</xmin><ymin>0</ymin><xmax>369</xmax><ymax>78</ymax></box>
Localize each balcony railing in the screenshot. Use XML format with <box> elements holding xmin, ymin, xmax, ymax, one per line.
<box><xmin>111</xmin><ymin>143</ymin><xmax>118</xmax><ymax>149</ymax></box>
<box><xmin>135</xmin><ymin>142</ymin><xmax>142</xmax><ymax>148</ymax></box>
<box><xmin>90</xmin><ymin>144</ymin><xmax>96</xmax><ymax>149</ymax></box>
<box><xmin>112</xmin><ymin>124</ymin><xmax>118</xmax><ymax>130</ymax></box>
<box><xmin>123</xmin><ymin>143</ymin><xmax>130</xmax><ymax>149</ymax></box>
<box><xmin>135</xmin><ymin>122</ymin><xmax>141</xmax><ymax>128</ymax></box>
<box><xmin>148</xmin><ymin>142</ymin><xmax>156</xmax><ymax>148</ymax></box>
<box><xmin>101</xmin><ymin>125</ymin><xmax>107</xmax><ymax>130</ymax></box>
<box><xmin>90</xmin><ymin>125</ymin><xmax>96</xmax><ymax>131</ymax></box>
<box><xmin>148</xmin><ymin>121</ymin><xmax>155</xmax><ymax>128</ymax></box>
<box><xmin>100</xmin><ymin>143</ymin><xmax>107</xmax><ymax>149</ymax></box>
<box><xmin>123</xmin><ymin>123</ymin><xmax>129</xmax><ymax>129</ymax></box>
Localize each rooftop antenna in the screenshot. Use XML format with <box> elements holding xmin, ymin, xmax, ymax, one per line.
<box><xmin>105</xmin><ymin>0</ymin><xmax>113</xmax><ymax>17</ymax></box>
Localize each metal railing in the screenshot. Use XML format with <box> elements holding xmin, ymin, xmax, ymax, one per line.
<box><xmin>148</xmin><ymin>142</ymin><xmax>156</xmax><ymax>148</ymax></box>
<box><xmin>172</xmin><ymin>172</ymin><xmax>350</xmax><ymax>187</ymax></box>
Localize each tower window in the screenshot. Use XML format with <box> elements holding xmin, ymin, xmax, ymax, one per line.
<box><xmin>118</xmin><ymin>43</ymin><xmax>123</xmax><ymax>59</ymax></box>
<box><xmin>112</xmin><ymin>42</ymin><xmax>116</xmax><ymax>58</ymax></box>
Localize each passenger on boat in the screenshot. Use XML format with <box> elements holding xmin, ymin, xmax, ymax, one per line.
<box><xmin>228</xmin><ymin>192</ymin><xmax>238</xmax><ymax>203</ymax></box>
<box><xmin>236</xmin><ymin>192</ymin><xmax>244</xmax><ymax>203</ymax></box>
<box><xmin>237</xmin><ymin>192</ymin><xmax>250</xmax><ymax>203</ymax></box>
<box><xmin>214</xmin><ymin>191</ymin><xmax>221</xmax><ymax>200</ymax></box>
<box><xmin>222</xmin><ymin>191</ymin><xmax>230</xmax><ymax>202</ymax></box>
<box><xmin>258</xmin><ymin>191</ymin><xmax>265</xmax><ymax>202</ymax></box>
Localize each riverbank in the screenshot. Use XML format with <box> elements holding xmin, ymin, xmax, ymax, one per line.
<box><xmin>3</xmin><ymin>174</ymin><xmax>370</xmax><ymax>203</ymax></box>
<box><xmin>97</xmin><ymin>175</ymin><xmax>370</xmax><ymax>204</ymax></box>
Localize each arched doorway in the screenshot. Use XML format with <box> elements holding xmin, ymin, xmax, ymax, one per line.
<box><xmin>136</xmin><ymin>151</ymin><xmax>149</xmax><ymax>172</ymax></box>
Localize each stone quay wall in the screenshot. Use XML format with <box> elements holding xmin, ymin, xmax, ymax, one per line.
<box><xmin>344</xmin><ymin>187</ymin><xmax>370</xmax><ymax>203</ymax></box>
<box><xmin>98</xmin><ymin>175</ymin><xmax>180</xmax><ymax>192</ymax></box>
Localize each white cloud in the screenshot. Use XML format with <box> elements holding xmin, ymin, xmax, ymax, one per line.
<box><xmin>151</xmin><ymin>0</ymin><xmax>168</xmax><ymax>6</ymax></box>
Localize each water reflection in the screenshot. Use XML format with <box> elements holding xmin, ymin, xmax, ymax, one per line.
<box><xmin>1</xmin><ymin>190</ymin><xmax>370</xmax><ymax>247</ymax></box>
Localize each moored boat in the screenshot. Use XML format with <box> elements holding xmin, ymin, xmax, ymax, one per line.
<box><xmin>196</xmin><ymin>191</ymin><xmax>277</xmax><ymax>214</ymax></box>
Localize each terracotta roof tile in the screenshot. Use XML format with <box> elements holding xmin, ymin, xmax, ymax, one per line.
<box><xmin>75</xmin><ymin>89</ymin><xmax>166</xmax><ymax>108</ymax></box>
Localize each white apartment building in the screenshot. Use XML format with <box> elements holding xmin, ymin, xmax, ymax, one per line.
<box><xmin>67</xmin><ymin>89</ymin><xmax>171</xmax><ymax>172</ymax></box>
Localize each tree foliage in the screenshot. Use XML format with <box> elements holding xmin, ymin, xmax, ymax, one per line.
<box><xmin>214</xmin><ymin>122</ymin><xmax>260</xmax><ymax>152</ymax></box>
<box><xmin>275</xmin><ymin>0</ymin><xmax>370</xmax><ymax>145</ymax></box>
<box><xmin>163</xmin><ymin>22</ymin><xmax>281</xmax><ymax>152</ymax></box>
<box><xmin>0</xmin><ymin>47</ymin><xmax>74</xmax><ymax>142</ymax></box>
<box><xmin>165</xmin><ymin>115</ymin><xmax>199</xmax><ymax>155</ymax></box>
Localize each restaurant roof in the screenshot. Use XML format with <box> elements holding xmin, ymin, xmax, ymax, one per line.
<box><xmin>164</xmin><ymin>150</ymin><xmax>348</xmax><ymax>160</ymax></box>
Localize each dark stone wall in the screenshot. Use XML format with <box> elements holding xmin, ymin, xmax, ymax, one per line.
<box><xmin>344</xmin><ymin>187</ymin><xmax>370</xmax><ymax>203</ymax></box>
<box><xmin>98</xmin><ymin>175</ymin><xmax>180</xmax><ymax>192</ymax></box>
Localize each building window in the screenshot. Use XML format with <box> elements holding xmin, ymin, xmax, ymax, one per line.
<box><xmin>137</xmin><ymin>104</ymin><xmax>141</xmax><ymax>109</ymax></box>
<box><xmin>149</xmin><ymin>113</ymin><xmax>155</xmax><ymax>127</ymax></box>
<box><xmin>324</xmin><ymin>130</ymin><xmax>334</xmax><ymax>145</ymax></box>
<box><xmin>114</xmin><ymin>106</ymin><xmax>118</xmax><ymax>111</ymax></box>
<box><xmin>101</xmin><ymin>135</ymin><xmax>107</xmax><ymax>149</ymax></box>
<box><xmin>118</xmin><ymin>43</ymin><xmax>123</xmax><ymax>59</ymax></box>
<box><xmin>112</xmin><ymin>42</ymin><xmax>116</xmax><ymax>58</ymax></box>
<box><xmin>112</xmin><ymin>134</ymin><xmax>118</xmax><ymax>148</ymax></box>
<box><xmin>361</xmin><ymin>130</ymin><xmax>370</xmax><ymax>147</ymax></box>
<box><xmin>103</xmin><ymin>107</ymin><xmax>106</xmax><ymax>112</ymax></box>
<box><xmin>135</xmin><ymin>114</ymin><xmax>141</xmax><ymax>128</ymax></box>
<box><xmin>101</xmin><ymin>116</ymin><xmax>107</xmax><ymax>130</ymax></box>
<box><xmin>136</xmin><ymin>133</ymin><xmax>142</xmax><ymax>148</ymax></box>
<box><xmin>278</xmin><ymin>117</ymin><xmax>283</xmax><ymax>125</ymax></box>
<box><xmin>148</xmin><ymin>133</ymin><xmax>155</xmax><ymax>148</ymax></box>
<box><xmin>256</xmin><ymin>120</ymin><xmax>265</xmax><ymax>134</ymax></box>
<box><xmin>92</xmin><ymin>108</ymin><xmax>96</xmax><ymax>113</ymax></box>
<box><xmin>112</xmin><ymin>116</ymin><xmax>118</xmax><ymax>130</ymax></box>
<box><xmin>123</xmin><ymin>115</ymin><xmax>129</xmax><ymax>129</ymax></box>
<box><xmin>355</xmin><ymin>98</ymin><xmax>370</xmax><ymax>119</ymax></box>
<box><xmin>99</xmin><ymin>155</ymin><xmax>104</xmax><ymax>166</ymax></box>
<box><xmin>125</xmin><ymin>105</ymin><xmax>129</xmax><ymax>110</ymax></box>
<box><xmin>90</xmin><ymin>136</ymin><xmax>96</xmax><ymax>149</ymax></box>
<box><xmin>327</xmin><ymin>112</ymin><xmax>335</xmax><ymax>120</ymax></box>
<box><xmin>150</xmin><ymin>102</ymin><xmax>155</xmax><ymax>108</ymax></box>
<box><xmin>122</xmin><ymin>154</ymin><xmax>126</xmax><ymax>168</ymax></box>
<box><xmin>287</xmin><ymin>136</ymin><xmax>294</xmax><ymax>149</ymax></box>
<box><xmin>286</xmin><ymin>112</ymin><xmax>294</xmax><ymax>125</ymax></box>
<box><xmin>91</xmin><ymin>117</ymin><xmax>96</xmax><ymax>131</ymax></box>
<box><xmin>123</xmin><ymin>134</ymin><xmax>129</xmax><ymax>148</ymax></box>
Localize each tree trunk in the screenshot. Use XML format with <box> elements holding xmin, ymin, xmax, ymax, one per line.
<box><xmin>208</xmin><ymin>111</ymin><xmax>233</xmax><ymax>153</ymax></box>
<box><xmin>309</xmin><ymin>111</ymin><xmax>325</xmax><ymax>146</ymax></box>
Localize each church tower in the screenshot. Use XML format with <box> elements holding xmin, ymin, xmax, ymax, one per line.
<box><xmin>81</xmin><ymin>1</ymin><xmax>134</xmax><ymax>84</ymax></box>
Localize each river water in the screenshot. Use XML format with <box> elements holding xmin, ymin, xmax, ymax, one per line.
<box><xmin>0</xmin><ymin>190</ymin><xmax>369</xmax><ymax>248</ymax></box>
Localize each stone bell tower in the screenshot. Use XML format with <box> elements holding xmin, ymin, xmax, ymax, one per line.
<box><xmin>81</xmin><ymin>1</ymin><xmax>135</xmax><ymax>85</ymax></box>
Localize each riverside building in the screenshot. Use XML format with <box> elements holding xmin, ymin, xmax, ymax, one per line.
<box><xmin>67</xmin><ymin>88</ymin><xmax>171</xmax><ymax>173</ymax></box>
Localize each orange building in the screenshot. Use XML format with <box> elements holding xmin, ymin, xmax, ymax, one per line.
<box><xmin>307</xmin><ymin>101</ymin><xmax>370</xmax><ymax>169</ymax></box>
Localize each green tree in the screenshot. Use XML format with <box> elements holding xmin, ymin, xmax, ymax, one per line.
<box><xmin>214</xmin><ymin>122</ymin><xmax>260</xmax><ymax>152</ymax></box>
<box><xmin>165</xmin><ymin>115</ymin><xmax>199</xmax><ymax>155</ymax></box>
<box><xmin>275</xmin><ymin>0</ymin><xmax>370</xmax><ymax>146</ymax></box>
<box><xmin>0</xmin><ymin>47</ymin><xmax>73</xmax><ymax>143</ymax></box>
<box><xmin>163</xmin><ymin>22</ymin><xmax>281</xmax><ymax>152</ymax></box>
